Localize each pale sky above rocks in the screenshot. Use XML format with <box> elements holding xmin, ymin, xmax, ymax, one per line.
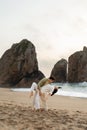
<box><xmin>0</xmin><ymin>0</ymin><xmax>87</xmax><ymax>76</ymax></box>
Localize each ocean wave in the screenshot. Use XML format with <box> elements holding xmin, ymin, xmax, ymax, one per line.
<box><xmin>11</xmin><ymin>82</ymin><xmax>87</xmax><ymax>98</ymax></box>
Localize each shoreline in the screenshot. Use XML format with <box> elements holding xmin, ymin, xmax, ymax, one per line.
<box><xmin>11</xmin><ymin>87</ymin><xmax>87</xmax><ymax>99</ymax></box>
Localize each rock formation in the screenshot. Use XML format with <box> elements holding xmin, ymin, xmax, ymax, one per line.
<box><xmin>0</xmin><ymin>39</ymin><xmax>45</xmax><ymax>87</ymax></box>
<box><xmin>50</xmin><ymin>59</ymin><xmax>67</xmax><ymax>82</ymax></box>
<box><xmin>68</xmin><ymin>46</ymin><xmax>87</xmax><ymax>82</ymax></box>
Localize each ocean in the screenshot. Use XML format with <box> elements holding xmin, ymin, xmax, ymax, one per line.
<box><xmin>12</xmin><ymin>82</ymin><xmax>87</xmax><ymax>98</ymax></box>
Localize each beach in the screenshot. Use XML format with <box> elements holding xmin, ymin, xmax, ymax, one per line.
<box><xmin>0</xmin><ymin>88</ymin><xmax>87</xmax><ymax>130</ymax></box>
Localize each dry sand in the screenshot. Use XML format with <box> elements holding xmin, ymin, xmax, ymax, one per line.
<box><xmin>0</xmin><ymin>88</ymin><xmax>87</xmax><ymax>130</ymax></box>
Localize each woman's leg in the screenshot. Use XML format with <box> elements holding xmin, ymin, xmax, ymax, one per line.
<box><xmin>33</xmin><ymin>90</ymin><xmax>40</xmax><ymax>110</ymax></box>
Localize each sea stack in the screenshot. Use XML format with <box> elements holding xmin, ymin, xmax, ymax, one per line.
<box><xmin>68</xmin><ymin>46</ymin><xmax>87</xmax><ymax>82</ymax></box>
<box><xmin>0</xmin><ymin>39</ymin><xmax>45</xmax><ymax>87</ymax></box>
<box><xmin>50</xmin><ymin>58</ymin><xmax>67</xmax><ymax>82</ymax></box>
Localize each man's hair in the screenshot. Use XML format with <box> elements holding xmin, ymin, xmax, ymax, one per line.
<box><xmin>51</xmin><ymin>88</ymin><xmax>58</xmax><ymax>96</ymax></box>
<box><xmin>49</xmin><ymin>76</ymin><xmax>55</xmax><ymax>81</ymax></box>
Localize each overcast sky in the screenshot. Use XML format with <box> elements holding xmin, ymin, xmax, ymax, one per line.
<box><xmin>0</xmin><ymin>0</ymin><xmax>87</xmax><ymax>76</ymax></box>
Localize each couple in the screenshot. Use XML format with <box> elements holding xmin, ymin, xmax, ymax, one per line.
<box><xmin>30</xmin><ymin>77</ymin><xmax>61</xmax><ymax>111</ymax></box>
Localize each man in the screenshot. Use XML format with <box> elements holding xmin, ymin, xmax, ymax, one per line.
<box><xmin>38</xmin><ymin>76</ymin><xmax>55</xmax><ymax>88</ymax></box>
<box><xmin>38</xmin><ymin>76</ymin><xmax>55</xmax><ymax>95</ymax></box>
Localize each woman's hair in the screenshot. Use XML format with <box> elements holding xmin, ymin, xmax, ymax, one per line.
<box><xmin>49</xmin><ymin>76</ymin><xmax>55</xmax><ymax>81</ymax></box>
<box><xmin>51</xmin><ymin>88</ymin><xmax>58</xmax><ymax>96</ymax></box>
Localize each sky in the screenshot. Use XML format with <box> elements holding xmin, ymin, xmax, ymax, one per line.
<box><xmin>0</xmin><ymin>0</ymin><xmax>87</xmax><ymax>76</ymax></box>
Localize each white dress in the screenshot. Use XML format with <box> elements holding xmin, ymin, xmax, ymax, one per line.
<box><xmin>30</xmin><ymin>82</ymin><xmax>40</xmax><ymax>110</ymax></box>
